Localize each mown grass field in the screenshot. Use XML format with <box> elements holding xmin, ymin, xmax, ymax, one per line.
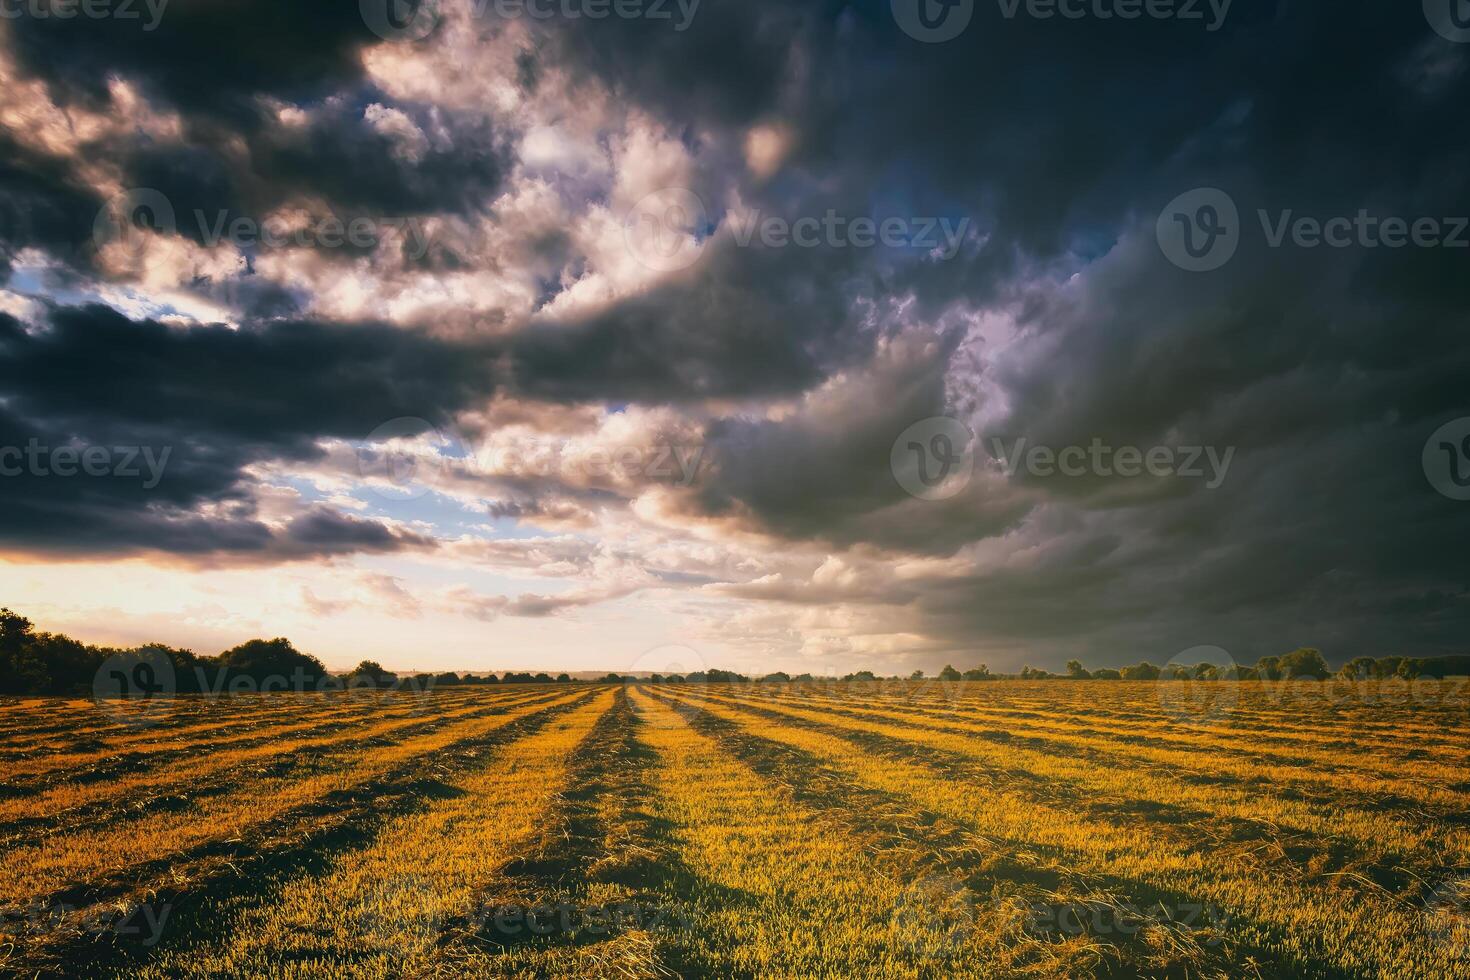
<box><xmin>1</xmin><ymin>681</ymin><xmax>1468</xmax><ymax>978</ymax></box>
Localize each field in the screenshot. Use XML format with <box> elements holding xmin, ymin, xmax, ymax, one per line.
<box><xmin>1</xmin><ymin>681</ymin><xmax>1468</xmax><ymax>978</ymax></box>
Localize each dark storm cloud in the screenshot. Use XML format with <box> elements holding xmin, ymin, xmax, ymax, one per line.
<box><xmin>0</xmin><ymin>133</ymin><xmax>108</xmax><ymax>272</ymax></box>
<box><xmin>248</xmin><ymin>101</ymin><xmax>509</xmax><ymax>216</ymax></box>
<box><xmin>4</xmin><ymin>1</ymin><xmax>375</xmax><ymax>118</ymax></box>
<box><xmin>0</xmin><ymin>306</ymin><xmax>486</xmax><ymax>559</ymax></box>
<box><xmin>0</xmin><ymin>6</ymin><xmax>508</xmax><ymax>281</ymax></box>
<box><xmin>516</xmin><ymin>0</ymin><xmax>1470</xmax><ymax>663</ymax></box>
<box><xmin>1</xmin><ymin>0</ymin><xmax>1468</xmax><ymax>665</ymax></box>
<box><xmin>507</xmin><ymin>233</ymin><xmax>872</xmax><ymax>402</ymax></box>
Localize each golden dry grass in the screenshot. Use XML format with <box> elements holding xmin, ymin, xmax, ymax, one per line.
<box><xmin>1</xmin><ymin>680</ymin><xmax>1467</xmax><ymax>979</ymax></box>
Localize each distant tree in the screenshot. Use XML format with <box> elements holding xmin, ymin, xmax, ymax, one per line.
<box><xmin>1373</xmin><ymin>656</ymin><xmax>1405</xmax><ymax>679</ymax></box>
<box><xmin>1065</xmin><ymin>660</ymin><xmax>1091</xmax><ymax>680</ymax></box>
<box><xmin>909</xmin><ymin>669</ymin><xmax>925</xmax><ymax>680</ymax></box>
<box><xmin>602</xmin><ymin>672</ymin><xmax>624</xmax><ymax>683</ymax></box>
<box><xmin>555</xmin><ymin>673</ymin><xmax>572</xmax><ymax>683</ymax></box>
<box><xmin>844</xmin><ymin>670</ymin><xmax>878</xmax><ymax>682</ymax></box>
<box><xmin>434</xmin><ymin>672</ymin><xmax>461</xmax><ymax>687</ymax></box>
<box><xmin>0</xmin><ymin>609</ymin><xmax>42</xmax><ymax>695</ymax></box>
<box><xmin>1339</xmin><ymin>657</ymin><xmax>1377</xmax><ymax>681</ymax></box>
<box><xmin>939</xmin><ymin>665</ymin><xmax>963</xmax><ymax>682</ymax></box>
<box><xmin>1091</xmin><ymin>668</ymin><xmax>1122</xmax><ymax>680</ymax></box>
<box><xmin>962</xmin><ymin>666</ymin><xmax>992</xmax><ymax>681</ymax></box>
<box><xmin>792</xmin><ymin>673</ymin><xmax>815</xmax><ymax>683</ymax></box>
<box><xmin>1019</xmin><ymin>665</ymin><xmax>1055</xmax><ymax>680</ymax></box>
<box><xmin>1278</xmin><ymin>648</ymin><xmax>1330</xmax><ymax>680</ymax></box>
<box><xmin>349</xmin><ymin>660</ymin><xmax>398</xmax><ymax>688</ymax></box>
<box><xmin>532</xmin><ymin>672</ymin><xmax>554</xmax><ymax>684</ymax></box>
<box><xmin>1120</xmin><ymin>661</ymin><xmax>1161</xmax><ymax>681</ymax></box>
<box><xmin>1255</xmin><ymin>656</ymin><xmax>1283</xmax><ymax>681</ymax></box>
<box><xmin>1163</xmin><ymin>665</ymin><xmax>1192</xmax><ymax>680</ymax></box>
<box><xmin>762</xmin><ymin>671</ymin><xmax>792</xmax><ymax>683</ymax></box>
<box><xmin>218</xmin><ymin>638</ymin><xmax>329</xmax><ymax>688</ymax></box>
<box><xmin>1194</xmin><ymin>663</ymin><xmax>1221</xmax><ymax>681</ymax></box>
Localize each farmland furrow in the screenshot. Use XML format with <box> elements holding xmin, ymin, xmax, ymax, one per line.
<box><xmin>0</xmin><ymin>690</ymin><xmax>581</xmax><ymax>913</ymax></box>
<box><xmin>659</xmin><ymin>688</ymin><xmax>1455</xmax><ymax>979</ymax></box>
<box><xmin>745</xmin><ymin>690</ymin><xmax>1470</xmax><ymax>819</ymax></box>
<box><xmin>112</xmin><ymin>690</ymin><xmax>616</xmax><ymax>979</ymax></box>
<box><xmin>1</xmin><ymin>688</ymin><xmax>600</xmax><ymax>978</ymax></box>
<box><xmin>0</xmin><ymin>689</ymin><xmax>553</xmax><ymax>837</ymax></box>
<box><xmin>687</xmin><ymin>688</ymin><xmax>1468</xmax><ymax>883</ymax></box>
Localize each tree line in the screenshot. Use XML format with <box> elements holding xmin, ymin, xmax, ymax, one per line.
<box><xmin>0</xmin><ymin>608</ymin><xmax>589</xmax><ymax>696</ymax></box>
<box><xmin>2</xmin><ymin>607</ymin><xmax>1464</xmax><ymax>697</ymax></box>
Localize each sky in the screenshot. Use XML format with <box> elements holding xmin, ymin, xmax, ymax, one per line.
<box><xmin>0</xmin><ymin>0</ymin><xmax>1468</xmax><ymax>675</ymax></box>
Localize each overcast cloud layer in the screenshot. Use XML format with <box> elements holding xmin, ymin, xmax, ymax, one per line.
<box><xmin>0</xmin><ymin>0</ymin><xmax>1466</xmax><ymax>673</ymax></box>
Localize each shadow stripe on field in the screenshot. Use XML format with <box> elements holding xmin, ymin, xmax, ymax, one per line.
<box><xmin>658</xmin><ymin>687</ymin><xmax>1356</xmax><ymax>980</ymax></box>
<box><xmin>3</xmin><ymin>688</ymin><xmax>599</xmax><ymax>979</ymax></box>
